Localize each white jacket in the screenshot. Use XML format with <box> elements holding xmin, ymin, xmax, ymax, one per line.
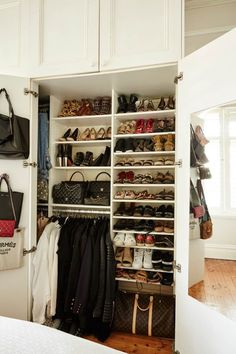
<box><xmin>32</xmin><ymin>221</ymin><xmax>61</xmax><ymax>324</ymax></box>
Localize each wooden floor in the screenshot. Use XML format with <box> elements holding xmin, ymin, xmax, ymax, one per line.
<box><xmin>189</xmin><ymin>258</ymin><xmax>236</xmax><ymax>321</ymax></box>
<box><xmin>86</xmin><ymin>332</ymin><xmax>173</xmax><ymax>354</ymax></box>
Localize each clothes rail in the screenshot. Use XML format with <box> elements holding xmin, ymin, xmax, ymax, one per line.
<box><xmin>51</xmin><ymin>208</ymin><xmax>110</xmax><ymax>215</ymax></box>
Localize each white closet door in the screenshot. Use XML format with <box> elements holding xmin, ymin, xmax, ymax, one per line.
<box><xmin>0</xmin><ymin>0</ymin><xmax>30</xmax><ymax>76</ymax></box>
<box><xmin>0</xmin><ymin>75</ymin><xmax>37</xmax><ymax>320</ymax></box>
<box><xmin>30</xmin><ymin>0</ymin><xmax>99</xmax><ymax>77</ymax></box>
<box><xmin>100</xmin><ymin>0</ymin><xmax>182</xmax><ymax>71</ymax></box>
<box><xmin>175</xmin><ymin>28</ymin><xmax>236</xmax><ymax>354</ymax></box>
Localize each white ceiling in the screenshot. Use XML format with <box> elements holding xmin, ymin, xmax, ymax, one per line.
<box><xmin>185</xmin><ymin>0</ymin><xmax>236</xmax><ymax>9</ymax></box>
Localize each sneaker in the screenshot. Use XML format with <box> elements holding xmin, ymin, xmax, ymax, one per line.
<box><xmin>124</xmin><ymin>233</ymin><xmax>136</xmax><ymax>246</ymax></box>
<box><xmin>135</xmin><ymin>233</ymin><xmax>145</xmax><ymax>246</ymax></box>
<box><xmin>114</xmin><ymin>138</ymin><xmax>125</xmax><ymax>152</ymax></box>
<box><xmin>161</xmin><ymin>273</ymin><xmax>173</xmax><ymax>286</ymax></box>
<box><xmin>113</xmin><ymin>232</ymin><xmax>125</xmax><ymax>246</ymax></box>
<box><xmin>152</xmin><ymin>250</ymin><xmax>162</xmax><ymax>270</ymax></box>
<box><xmin>132</xmin><ymin>248</ymin><xmax>144</xmax><ymax>268</ymax></box>
<box><xmin>143</xmin><ymin>249</ymin><xmax>153</xmax><ymax>269</ymax></box>
<box><xmin>145</xmin><ymin>234</ymin><xmax>155</xmax><ymax>247</ymax></box>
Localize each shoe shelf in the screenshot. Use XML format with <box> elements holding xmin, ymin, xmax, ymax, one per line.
<box><xmin>54</xmin><ymin>166</ymin><xmax>111</xmax><ymax>170</ymax></box>
<box><xmin>114</xmin><ymin>151</ymin><xmax>175</xmax><ymax>157</ymax></box>
<box><xmin>113</xmin><ymin>229</ymin><xmax>174</xmax><ymax>236</ymax></box>
<box><xmin>113</xmin><ymin>165</ymin><xmax>175</xmax><ymax>170</ymax></box>
<box><xmin>115</xmin><ymin>277</ymin><xmax>174</xmax><ymax>286</ymax></box>
<box><xmin>115</xmin><ymin>245</ymin><xmax>174</xmax><ymax>251</ymax></box>
<box><xmin>114</xmin><ymin>132</ymin><xmax>175</xmax><ymax>139</ymax></box>
<box><xmin>112</xmin><ymin>199</ymin><xmax>175</xmax><ymax>204</ymax></box>
<box><xmin>116</xmin><ymin>265</ymin><xmax>173</xmax><ymax>273</ymax></box>
<box><xmin>113</xmin><ymin>216</ymin><xmax>174</xmax><ymax>221</ymax></box>
<box><xmin>113</xmin><ymin>183</ymin><xmax>174</xmax><ymax>187</ymax></box>
<box><xmin>52</xmin><ymin>114</ymin><xmax>112</xmax><ymax>126</ymax></box>
<box><xmin>114</xmin><ymin>110</ymin><xmax>175</xmax><ymax>120</ymax></box>
<box><xmin>54</xmin><ymin>140</ymin><xmax>111</xmax><ymax>145</ymax></box>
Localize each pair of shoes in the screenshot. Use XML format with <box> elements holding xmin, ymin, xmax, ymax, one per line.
<box><xmin>136</xmin><ymin>99</ymin><xmax>155</xmax><ymax>112</ymax></box>
<box><xmin>135</xmin><ymin>233</ymin><xmax>155</xmax><ymax>247</ymax></box>
<box><xmin>157</xmin><ymin>97</ymin><xmax>175</xmax><ymax>110</ymax></box>
<box><xmin>135</xmin><ymin>119</ymin><xmax>154</xmax><ymax>134</ymax></box>
<box><xmin>80</xmin><ymin>127</ymin><xmax>111</xmax><ymax>140</ymax></box>
<box><xmin>92</xmin><ymin>96</ymin><xmax>112</xmax><ymax>115</ymax></box>
<box><xmin>154</xmin><ymin>171</ymin><xmax>175</xmax><ymax>184</ymax></box>
<box><xmin>58</xmin><ymin>128</ymin><xmax>79</xmax><ymax>141</ymax></box>
<box><xmin>117</xmin><ymin>94</ymin><xmax>138</xmax><ymax>113</ymax></box>
<box><xmin>58</xmin><ymin>100</ymin><xmax>81</xmax><ymax>117</ymax></box>
<box><xmin>134</xmin><ymin>139</ymin><xmax>154</xmax><ymax>152</ymax></box>
<box><xmin>132</xmin><ymin>248</ymin><xmax>153</xmax><ymax>269</ymax></box>
<box><xmin>154</xmin><ymin>157</ymin><xmax>175</xmax><ymax>166</ymax></box>
<box><xmin>154</xmin><ymin>221</ymin><xmax>174</xmax><ymax>233</ymax></box>
<box><xmin>155</xmin><ymin>205</ymin><xmax>174</xmax><ymax>218</ymax></box>
<box><xmin>115</xmin><ymin>171</ymin><xmax>134</xmax><ymax>183</ymax></box>
<box><xmin>92</xmin><ymin>146</ymin><xmax>111</xmax><ymax>166</ymax></box>
<box><xmin>154</xmin><ymin>117</ymin><xmax>175</xmax><ymax>132</ymax></box>
<box><xmin>152</xmin><ymin>251</ymin><xmax>173</xmax><ymax>271</ymax></box>
<box><xmin>161</xmin><ymin>273</ymin><xmax>174</xmax><ymax>285</ymax></box>
<box><xmin>152</xmin><ymin>135</ymin><xmax>175</xmax><ymax>151</ymax></box>
<box><xmin>114</xmin><ymin>138</ymin><xmax>134</xmax><ymax>153</ymax></box>
<box><xmin>113</xmin><ymin>232</ymin><xmax>136</xmax><ymax>246</ymax></box>
<box><xmin>57</xmin><ymin>144</ymin><xmax>73</xmax><ymax>167</ymax></box>
<box><xmin>74</xmin><ymin>146</ymin><xmax>111</xmax><ymax>166</ymax></box>
<box><xmin>155</xmin><ymin>189</ymin><xmax>174</xmax><ymax>200</ymax></box>
<box><xmin>117</xmin><ymin>120</ymin><xmax>136</xmax><ymax>134</ymax></box>
<box><xmin>115</xmin><ymin>247</ymin><xmax>133</xmax><ymax>267</ymax></box>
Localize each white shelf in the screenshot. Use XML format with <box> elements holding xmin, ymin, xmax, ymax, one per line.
<box><xmin>113</xmin><ymin>215</ymin><xmax>174</xmax><ymax>221</ymax></box>
<box><xmin>117</xmin><ymin>265</ymin><xmax>173</xmax><ymax>273</ymax></box>
<box><xmin>52</xmin><ymin>114</ymin><xmax>112</xmax><ymax>126</ymax></box>
<box><xmin>114</xmin><ymin>131</ymin><xmax>175</xmax><ymax>139</ymax></box>
<box><xmin>114</xmin><ymin>165</ymin><xmax>175</xmax><ymax>170</ymax></box>
<box><xmin>54</xmin><ymin>139</ymin><xmax>111</xmax><ymax>145</ymax></box>
<box><xmin>114</xmin><ymin>110</ymin><xmax>175</xmax><ymax>120</ymax></box>
<box><xmin>112</xmin><ymin>199</ymin><xmax>175</xmax><ymax>204</ymax></box>
<box><xmin>114</xmin><ymin>183</ymin><xmax>174</xmax><ymax>187</ymax></box>
<box><xmin>113</xmin><ymin>229</ymin><xmax>174</xmax><ymax>236</ymax></box>
<box><xmin>115</xmin><ymin>245</ymin><xmax>174</xmax><ymax>251</ymax></box>
<box><xmin>51</xmin><ymin>203</ymin><xmax>110</xmax><ymax>210</ymax></box>
<box><xmin>115</xmin><ymin>277</ymin><xmax>173</xmax><ymax>286</ymax></box>
<box><xmin>114</xmin><ymin>151</ymin><xmax>175</xmax><ymax>157</ymax></box>
<box><xmin>54</xmin><ymin>166</ymin><xmax>111</xmax><ymax>170</ymax></box>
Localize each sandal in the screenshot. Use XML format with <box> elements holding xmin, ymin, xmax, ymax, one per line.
<box><xmin>165</xmin><ymin>117</ymin><xmax>175</xmax><ymax>132</ymax></box>
<box><xmin>164</xmin><ymin>134</ymin><xmax>175</xmax><ymax>151</ymax></box>
<box><xmin>124</xmin><ymin>190</ymin><xmax>136</xmax><ymax>199</ymax></box>
<box><xmin>145</xmin><ymin>119</ymin><xmax>154</xmax><ymax>133</ymax></box>
<box><xmin>155</xmin><ymin>190</ymin><xmax>166</xmax><ymax>200</ymax></box>
<box><xmin>134</xmin><ymin>139</ymin><xmax>145</xmax><ymax>152</ymax></box>
<box><xmin>154</xmin><ymin>157</ymin><xmax>165</xmax><ymax>166</ymax></box>
<box><xmin>114</xmin><ymin>191</ymin><xmax>125</xmax><ymax>199</ymax></box>
<box><xmin>135</xmin><ymin>190</ymin><xmax>148</xmax><ymax>200</ymax></box>
<box><xmin>148</xmin><ymin>272</ymin><xmax>163</xmax><ymax>284</ymax></box>
<box><xmin>125</xmin><ymin>170</ymin><xmax>135</xmax><ymax>183</ymax></box>
<box><xmin>117</xmin><ymin>122</ymin><xmax>127</xmax><ymax>134</ymax></box>
<box><xmin>133</xmin><ymin>174</ymin><xmax>143</xmax><ymax>184</ymax></box>
<box><xmin>163</xmin><ymin>171</ymin><xmax>175</xmax><ymax>184</ymax></box>
<box><xmin>115</xmin><ymin>171</ymin><xmax>126</xmax><ymax>183</ymax></box>
<box><xmin>133</xmin><ymin>160</ymin><xmax>144</xmax><ymax>166</ymax></box>
<box><xmin>124</xmin><ymin>158</ymin><xmax>135</xmax><ymax>166</ymax></box>
<box><xmin>143</xmin><ymin>174</ymin><xmax>153</xmax><ymax>184</ymax></box>
<box><xmin>164</xmin><ymin>157</ymin><xmax>174</xmax><ymax>165</ymax></box>
<box><xmin>143</xmin><ymin>139</ymin><xmax>154</xmax><ymax>152</ymax></box>
<box><xmin>154</xmin><ymin>119</ymin><xmax>165</xmax><ymax>132</ymax></box>
<box><xmin>134</xmin><ymin>270</ymin><xmax>148</xmax><ymax>283</ymax></box>
<box><xmin>126</xmin><ymin>120</ymin><xmax>136</xmax><ymax>134</ymax></box>
<box><xmin>115</xmin><ymin>159</ymin><xmax>126</xmax><ymax>166</ymax></box>
<box><xmin>143</xmin><ymin>160</ymin><xmax>154</xmax><ymax>166</ymax></box>
<box><xmin>164</xmin><ymin>190</ymin><xmax>174</xmax><ymax>200</ymax></box>
<box><xmin>146</xmin><ymin>100</ymin><xmax>155</xmax><ymax>111</ymax></box>
<box><xmin>136</xmin><ymin>99</ymin><xmax>145</xmax><ymax>112</ymax></box>
<box><xmin>136</xmin><ymin>119</ymin><xmax>145</xmax><ymax>134</ymax></box>
<box><xmin>155</xmin><ymin>172</ymin><xmax>165</xmax><ymax>184</ymax></box>
<box><xmin>152</xmin><ymin>136</ymin><xmax>163</xmax><ymax>151</ymax></box>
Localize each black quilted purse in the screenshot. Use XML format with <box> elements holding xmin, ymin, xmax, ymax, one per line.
<box><xmin>52</xmin><ymin>171</ymin><xmax>87</xmax><ymax>205</ymax></box>
<box><xmin>113</xmin><ymin>291</ymin><xmax>175</xmax><ymax>338</ymax></box>
<box><xmin>84</xmin><ymin>172</ymin><xmax>111</xmax><ymax>206</ymax></box>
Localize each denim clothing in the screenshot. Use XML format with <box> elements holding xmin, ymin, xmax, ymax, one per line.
<box><xmin>38</xmin><ymin>111</ymin><xmax>52</xmax><ymax>179</ymax></box>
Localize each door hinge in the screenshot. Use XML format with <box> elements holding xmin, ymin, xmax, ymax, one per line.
<box><xmin>23</xmin><ymin>246</ymin><xmax>37</xmax><ymax>256</ymax></box>
<box><xmin>23</xmin><ymin>161</ymin><xmax>37</xmax><ymax>168</ymax></box>
<box><xmin>173</xmin><ymin>261</ymin><xmax>182</xmax><ymax>273</ymax></box>
<box><xmin>24</xmin><ymin>88</ymin><xmax>39</xmax><ymax>98</ymax></box>
<box><xmin>174</xmin><ymin>351</ymin><xmax>180</xmax><ymax>354</ymax></box>
<box><xmin>174</xmin><ymin>159</ymin><xmax>182</xmax><ymax>167</ymax></box>
<box><xmin>174</xmin><ymin>72</ymin><xmax>183</xmax><ymax>84</ymax></box>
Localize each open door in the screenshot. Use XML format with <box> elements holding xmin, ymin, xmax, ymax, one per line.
<box><xmin>175</xmin><ymin>28</ymin><xmax>236</xmax><ymax>354</ymax></box>
<box><xmin>0</xmin><ymin>75</ymin><xmax>37</xmax><ymax>320</ymax></box>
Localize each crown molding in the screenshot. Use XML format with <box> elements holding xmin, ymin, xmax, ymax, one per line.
<box><xmin>186</xmin><ymin>0</ymin><xmax>236</xmax><ymax>10</ymax></box>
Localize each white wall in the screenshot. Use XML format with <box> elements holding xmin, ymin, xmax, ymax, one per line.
<box><xmin>185</xmin><ymin>1</ymin><xmax>236</xmax><ymax>55</ymax></box>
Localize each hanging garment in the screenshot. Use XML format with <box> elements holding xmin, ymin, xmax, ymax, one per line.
<box><xmin>38</xmin><ymin>111</ymin><xmax>52</xmax><ymax>180</ymax></box>
<box><xmin>32</xmin><ymin>221</ymin><xmax>60</xmax><ymax>324</ymax></box>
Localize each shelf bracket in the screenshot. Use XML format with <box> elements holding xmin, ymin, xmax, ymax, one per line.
<box><xmin>23</xmin><ymin>246</ymin><xmax>37</xmax><ymax>256</ymax></box>
<box><xmin>173</xmin><ymin>261</ymin><xmax>182</xmax><ymax>273</ymax></box>
<box><xmin>23</xmin><ymin>161</ymin><xmax>37</xmax><ymax>168</ymax></box>
<box><xmin>174</xmin><ymin>72</ymin><xmax>183</xmax><ymax>84</ymax></box>
<box><xmin>24</xmin><ymin>88</ymin><xmax>39</xmax><ymax>98</ymax></box>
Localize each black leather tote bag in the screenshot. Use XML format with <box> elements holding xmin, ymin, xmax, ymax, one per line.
<box><xmin>0</xmin><ymin>88</ymin><xmax>29</xmax><ymax>159</ymax></box>
<box><xmin>52</xmin><ymin>171</ymin><xmax>87</xmax><ymax>205</ymax></box>
<box><xmin>84</xmin><ymin>172</ymin><xmax>111</xmax><ymax>206</ymax></box>
<box><xmin>0</xmin><ymin>173</ymin><xmax>24</xmax><ymax>227</ymax></box>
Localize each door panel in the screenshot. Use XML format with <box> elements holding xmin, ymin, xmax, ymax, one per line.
<box><xmin>30</xmin><ymin>0</ymin><xmax>99</xmax><ymax>77</ymax></box>
<box><xmin>0</xmin><ymin>75</ymin><xmax>36</xmax><ymax>320</ymax></box>
<box><xmin>100</xmin><ymin>0</ymin><xmax>182</xmax><ymax>71</ymax></box>
<box><xmin>0</xmin><ymin>0</ymin><xmax>29</xmax><ymax>76</ymax></box>
<box><xmin>176</xmin><ymin>28</ymin><xmax>236</xmax><ymax>354</ymax></box>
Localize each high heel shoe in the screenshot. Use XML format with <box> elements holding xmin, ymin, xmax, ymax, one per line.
<box><xmin>106</xmin><ymin>126</ymin><xmax>112</xmax><ymax>139</ymax></box>
<box><xmin>97</xmin><ymin>127</ymin><xmax>106</xmax><ymax>140</ymax></box>
<box><xmin>158</xmin><ymin>97</ymin><xmax>166</xmax><ymax>110</ymax></box>
<box><xmin>127</xmin><ymin>94</ymin><xmax>138</xmax><ymax>112</ymax></box>
<box><xmin>90</xmin><ymin>128</ymin><xmax>97</xmax><ymax>140</ymax></box>
<box><xmin>81</xmin><ymin>128</ymin><xmax>91</xmax><ymax>140</ymax></box>
<box><xmin>166</xmin><ymin>96</ymin><xmax>175</xmax><ymax>110</ymax></box>
<box><xmin>67</xmin><ymin>128</ymin><xmax>79</xmax><ymax>141</ymax></box>
<box><xmin>58</xmin><ymin>128</ymin><xmax>72</xmax><ymax>141</ymax></box>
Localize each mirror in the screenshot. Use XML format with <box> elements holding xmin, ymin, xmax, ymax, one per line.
<box><xmin>188</xmin><ymin>102</ymin><xmax>236</xmax><ymax>322</ymax></box>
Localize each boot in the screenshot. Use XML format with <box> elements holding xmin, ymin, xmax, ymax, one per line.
<box><xmin>127</xmin><ymin>94</ymin><xmax>138</xmax><ymax>112</ymax></box>
<box><xmin>74</xmin><ymin>152</ymin><xmax>84</xmax><ymax>166</ymax></box>
<box><xmin>93</xmin><ymin>96</ymin><xmax>102</xmax><ymax>115</ymax></box>
<box><xmin>64</xmin><ymin>144</ymin><xmax>73</xmax><ymax>166</ymax></box>
<box><xmin>81</xmin><ymin>151</ymin><xmax>93</xmax><ymax>166</ymax></box>
<box><xmin>100</xmin><ymin>96</ymin><xmax>111</xmax><ymax>115</ymax></box>
<box><xmin>56</xmin><ymin>144</ymin><xmax>64</xmax><ymax>166</ymax></box>
<box><xmin>117</xmin><ymin>95</ymin><xmax>128</xmax><ymax>113</ymax></box>
<box><xmin>92</xmin><ymin>153</ymin><xmax>104</xmax><ymax>166</ymax></box>
<box><xmin>101</xmin><ymin>146</ymin><xmax>111</xmax><ymax>166</ymax></box>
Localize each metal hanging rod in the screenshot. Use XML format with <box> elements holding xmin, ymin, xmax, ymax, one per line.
<box><xmin>52</xmin><ymin>208</ymin><xmax>110</xmax><ymax>215</ymax></box>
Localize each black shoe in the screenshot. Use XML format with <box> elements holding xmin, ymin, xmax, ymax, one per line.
<box><xmin>59</xmin><ymin>128</ymin><xmax>71</xmax><ymax>141</ymax></box>
<box><xmin>92</xmin><ymin>153</ymin><xmax>104</xmax><ymax>166</ymax></box>
<box><xmin>101</xmin><ymin>146</ymin><xmax>111</xmax><ymax>166</ymax></box>
<box><xmin>114</xmin><ymin>139</ymin><xmax>125</xmax><ymax>152</ymax></box>
<box><xmin>158</xmin><ymin>97</ymin><xmax>166</xmax><ymax>110</ymax></box>
<box><xmin>166</xmin><ymin>96</ymin><xmax>175</xmax><ymax>110</ymax></box>
<box><xmin>152</xmin><ymin>250</ymin><xmax>162</xmax><ymax>270</ymax></box>
<box><xmin>161</xmin><ymin>252</ymin><xmax>173</xmax><ymax>271</ymax></box>
<box><xmin>114</xmin><ymin>220</ymin><xmax>128</xmax><ymax>230</ymax></box>
<box><xmin>161</xmin><ymin>273</ymin><xmax>173</xmax><ymax>285</ymax></box>
<box><xmin>74</xmin><ymin>152</ymin><xmax>84</xmax><ymax>166</ymax></box>
<box><xmin>81</xmin><ymin>151</ymin><xmax>93</xmax><ymax>166</ymax></box>
<box><xmin>127</xmin><ymin>94</ymin><xmax>138</xmax><ymax>112</ymax></box>
<box><xmin>125</xmin><ymin>138</ymin><xmax>134</xmax><ymax>152</ymax></box>
<box><xmin>117</xmin><ymin>95</ymin><xmax>128</xmax><ymax>113</ymax></box>
<box><xmin>64</xmin><ymin>144</ymin><xmax>73</xmax><ymax>166</ymax></box>
<box><xmin>68</xmin><ymin>128</ymin><xmax>79</xmax><ymax>141</ymax></box>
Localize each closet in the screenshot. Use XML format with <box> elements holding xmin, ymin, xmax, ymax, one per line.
<box><xmin>1</xmin><ymin>28</ymin><xmax>236</xmax><ymax>354</ymax></box>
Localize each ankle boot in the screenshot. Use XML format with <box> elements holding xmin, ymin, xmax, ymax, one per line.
<box><xmin>117</xmin><ymin>95</ymin><xmax>128</xmax><ymax>113</ymax></box>
<box><xmin>100</xmin><ymin>96</ymin><xmax>111</xmax><ymax>115</ymax></box>
<box><xmin>158</xmin><ymin>97</ymin><xmax>166</xmax><ymax>110</ymax></box>
<box><xmin>74</xmin><ymin>152</ymin><xmax>84</xmax><ymax>166</ymax></box>
<box><xmin>127</xmin><ymin>94</ymin><xmax>138</xmax><ymax>112</ymax></box>
<box><xmin>101</xmin><ymin>146</ymin><xmax>111</xmax><ymax>166</ymax></box>
<box><xmin>81</xmin><ymin>151</ymin><xmax>93</xmax><ymax>166</ymax></box>
<box><xmin>93</xmin><ymin>96</ymin><xmax>102</xmax><ymax>115</ymax></box>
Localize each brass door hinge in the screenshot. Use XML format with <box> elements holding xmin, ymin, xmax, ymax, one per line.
<box><xmin>24</xmin><ymin>88</ymin><xmax>39</xmax><ymax>97</ymax></box>
<box><xmin>173</xmin><ymin>261</ymin><xmax>182</xmax><ymax>273</ymax></box>
<box><xmin>23</xmin><ymin>161</ymin><xmax>37</xmax><ymax>168</ymax></box>
<box><xmin>23</xmin><ymin>246</ymin><xmax>37</xmax><ymax>256</ymax></box>
<box><xmin>174</xmin><ymin>72</ymin><xmax>183</xmax><ymax>84</ymax></box>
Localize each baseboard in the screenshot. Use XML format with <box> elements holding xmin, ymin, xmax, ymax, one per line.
<box><xmin>205</xmin><ymin>243</ymin><xmax>236</xmax><ymax>260</ymax></box>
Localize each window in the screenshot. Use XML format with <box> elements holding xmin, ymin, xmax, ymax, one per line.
<box><xmin>202</xmin><ymin>107</ymin><xmax>236</xmax><ymax>215</ymax></box>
